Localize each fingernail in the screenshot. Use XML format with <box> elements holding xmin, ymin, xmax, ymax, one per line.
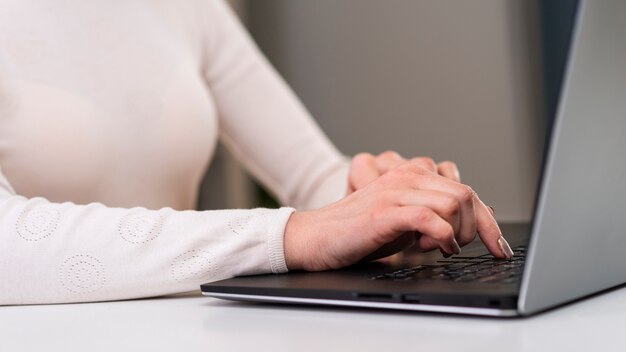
<box><xmin>488</xmin><ymin>205</ymin><xmax>495</xmax><ymax>215</ymax></box>
<box><xmin>497</xmin><ymin>236</ymin><xmax>514</xmax><ymax>259</ymax></box>
<box><xmin>451</xmin><ymin>238</ymin><xmax>462</xmax><ymax>255</ymax></box>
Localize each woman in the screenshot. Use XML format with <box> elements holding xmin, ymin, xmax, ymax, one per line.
<box><xmin>0</xmin><ymin>0</ymin><xmax>512</xmax><ymax>305</ymax></box>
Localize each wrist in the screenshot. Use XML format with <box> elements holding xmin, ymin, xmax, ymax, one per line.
<box><xmin>284</xmin><ymin>211</ymin><xmax>309</xmax><ymax>271</ymax></box>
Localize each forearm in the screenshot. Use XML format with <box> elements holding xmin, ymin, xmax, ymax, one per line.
<box><xmin>0</xmin><ymin>193</ymin><xmax>294</xmax><ymax>305</ymax></box>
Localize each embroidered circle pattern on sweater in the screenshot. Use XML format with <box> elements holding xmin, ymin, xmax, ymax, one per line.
<box><xmin>59</xmin><ymin>254</ymin><xmax>106</xmax><ymax>294</ymax></box>
<box><xmin>16</xmin><ymin>205</ymin><xmax>60</xmax><ymax>242</ymax></box>
<box><xmin>171</xmin><ymin>250</ymin><xmax>215</xmax><ymax>282</ymax></box>
<box><xmin>118</xmin><ymin>211</ymin><xmax>164</xmax><ymax>244</ymax></box>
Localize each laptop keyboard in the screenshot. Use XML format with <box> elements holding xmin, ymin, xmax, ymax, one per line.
<box><xmin>370</xmin><ymin>246</ymin><xmax>527</xmax><ymax>284</ymax></box>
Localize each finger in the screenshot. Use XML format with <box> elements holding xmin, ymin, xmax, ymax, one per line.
<box><xmin>386</xmin><ymin>205</ymin><xmax>459</xmax><ymax>255</ymax></box>
<box><xmin>375</xmin><ymin>151</ymin><xmax>406</xmax><ymax>174</ymax></box>
<box><xmin>395</xmin><ymin>189</ymin><xmax>461</xmax><ymax>237</ymax></box>
<box><xmin>437</xmin><ymin>161</ymin><xmax>461</xmax><ymax>183</ymax></box>
<box><xmin>409</xmin><ymin>157</ymin><xmax>438</xmax><ymax>173</ymax></box>
<box><xmin>384</xmin><ymin>164</ymin><xmax>477</xmax><ymax>245</ymax></box>
<box><xmin>403</xmin><ymin>174</ymin><xmax>477</xmax><ymax>246</ymax></box>
<box><xmin>473</xmin><ymin>196</ymin><xmax>513</xmax><ymax>259</ymax></box>
<box><xmin>349</xmin><ymin>153</ymin><xmax>381</xmax><ymax>192</ymax></box>
<box><xmin>420</xmin><ymin>235</ymin><xmax>446</xmax><ymax>252</ymax></box>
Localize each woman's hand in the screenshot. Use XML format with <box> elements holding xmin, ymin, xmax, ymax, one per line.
<box><xmin>346</xmin><ymin>151</ymin><xmax>493</xmax><ymax>260</ymax></box>
<box><xmin>284</xmin><ymin>161</ymin><xmax>513</xmax><ymax>272</ymax></box>
<box><xmin>348</xmin><ymin>151</ymin><xmax>462</xmax><ymax>193</ymax></box>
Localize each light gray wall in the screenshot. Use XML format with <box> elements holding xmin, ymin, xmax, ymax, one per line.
<box><xmin>246</xmin><ymin>0</ymin><xmax>545</xmax><ymax>222</ymax></box>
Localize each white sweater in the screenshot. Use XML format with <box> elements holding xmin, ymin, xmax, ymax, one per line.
<box><xmin>0</xmin><ymin>0</ymin><xmax>349</xmax><ymax>305</ymax></box>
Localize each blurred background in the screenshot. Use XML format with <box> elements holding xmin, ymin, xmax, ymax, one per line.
<box><xmin>199</xmin><ymin>0</ymin><xmax>578</xmax><ymax>223</ymax></box>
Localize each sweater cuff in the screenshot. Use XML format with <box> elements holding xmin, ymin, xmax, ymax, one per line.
<box><xmin>267</xmin><ymin>207</ymin><xmax>296</xmax><ymax>274</ymax></box>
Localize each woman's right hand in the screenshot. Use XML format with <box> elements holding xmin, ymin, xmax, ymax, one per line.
<box><xmin>283</xmin><ymin>162</ymin><xmax>513</xmax><ymax>271</ymax></box>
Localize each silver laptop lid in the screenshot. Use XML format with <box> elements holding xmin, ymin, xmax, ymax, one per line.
<box><xmin>519</xmin><ymin>0</ymin><xmax>626</xmax><ymax>315</ymax></box>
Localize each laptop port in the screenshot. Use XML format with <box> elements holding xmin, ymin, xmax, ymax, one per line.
<box><xmin>488</xmin><ymin>299</ymin><xmax>501</xmax><ymax>307</ymax></box>
<box><xmin>355</xmin><ymin>293</ymin><xmax>394</xmax><ymax>301</ymax></box>
<box><xmin>402</xmin><ymin>294</ymin><xmax>421</xmax><ymax>304</ymax></box>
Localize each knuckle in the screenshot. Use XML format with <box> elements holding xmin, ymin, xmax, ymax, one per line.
<box><xmin>412</xmin><ymin>157</ymin><xmax>436</xmax><ymax>167</ymax></box>
<box><xmin>376</xmin><ymin>174</ymin><xmax>396</xmax><ymax>189</ymax></box>
<box><xmin>482</xmin><ymin>219</ymin><xmax>500</xmax><ymax>235</ymax></box>
<box><xmin>459</xmin><ymin>233</ymin><xmax>477</xmax><ymax>246</ymax></box>
<box><xmin>351</xmin><ymin>153</ymin><xmax>374</xmax><ymax>166</ymax></box>
<box><xmin>384</xmin><ymin>168</ymin><xmax>407</xmax><ymax>181</ymax></box>
<box><xmin>457</xmin><ymin>185</ymin><xmax>476</xmax><ymax>203</ymax></box>
<box><xmin>399</xmin><ymin>162</ymin><xmax>426</xmax><ymax>175</ymax></box>
<box><xmin>431</xmin><ymin>224</ymin><xmax>454</xmax><ymax>241</ymax></box>
<box><xmin>368</xmin><ymin>205</ymin><xmax>387</xmax><ymax>223</ymax></box>
<box><xmin>439</xmin><ymin>160</ymin><xmax>456</xmax><ymax>167</ymax></box>
<box><xmin>441</xmin><ymin>196</ymin><xmax>460</xmax><ymax>218</ymax></box>
<box><xmin>412</xmin><ymin>206</ymin><xmax>433</xmax><ymax>225</ymax></box>
<box><xmin>439</xmin><ymin>160</ymin><xmax>457</xmax><ymax>169</ymax></box>
<box><xmin>379</xmin><ymin>150</ymin><xmax>400</xmax><ymax>160</ymax></box>
<box><xmin>368</xmin><ymin>196</ymin><xmax>393</xmax><ymax>221</ymax></box>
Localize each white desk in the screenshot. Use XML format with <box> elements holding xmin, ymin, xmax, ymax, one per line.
<box><xmin>2</xmin><ymin>286</ymin><xmax>624</xmax><ymax>352</ymax></box>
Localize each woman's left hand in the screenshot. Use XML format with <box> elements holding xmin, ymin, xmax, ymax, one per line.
<box><xmin>348</xmin><ymin>151</ymin><xmax>462</xmax><ymax>193</ymax></box>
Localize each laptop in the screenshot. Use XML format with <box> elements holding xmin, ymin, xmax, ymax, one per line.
<box><xmin>201</xmin><ymin>0</ymin><xmax>626</xmax><ymax>317</ymax></box>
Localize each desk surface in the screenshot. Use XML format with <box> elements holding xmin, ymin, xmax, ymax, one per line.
<box><xmin>2</xmin><ymin>286</ymin><xmax>624</xmax><ymax>352</ymax></box>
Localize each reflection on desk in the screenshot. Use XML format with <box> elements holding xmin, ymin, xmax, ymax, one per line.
<box><xmin>2</xmin><ymin>287</ymin><xmax>623</xmax><ymax>351</ymax></box>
